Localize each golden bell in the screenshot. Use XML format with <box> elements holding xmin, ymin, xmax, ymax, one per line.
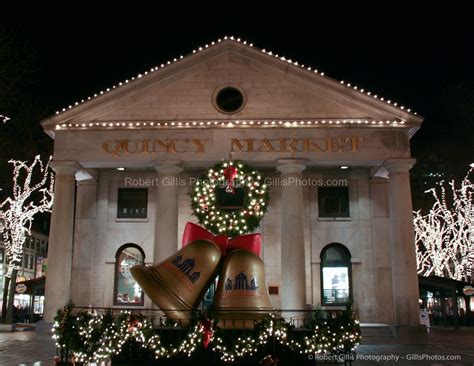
<box><xmin>213</xmin><ymin>249</ymin><xmax>273</xmax><ymax>328</ymax></box>
<box><xmin>130</xmin><ymin>240</ymin><xmax>222</xmax><ymax>323</ymax></box>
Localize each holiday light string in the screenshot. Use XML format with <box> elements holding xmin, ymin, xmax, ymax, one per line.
<box><xmin>51</xmin><ymin>36</ymin><xmax>418</xmax><ymax>124</ymax></box>
<box><xmin>212</xmin><ymin>313</ymin><xmax>360</xmax><ymax>362</ymax></box>
<box><xmin>414</xmin><ymin>164</ymin><xmax>474</xmax><ymax>281</ymax></box>
<box><xmin>52</xmin><ymin>307</ymin><xmax>361</xmax><ymax>364</ymax></box>
<box><xmin>191</xmin><ymin>160</ymin><xmax>269</xmax><ymax>236</ymax></box>
<box><xmin>0</xmin><ymin>155</ymin><xmax>54</xmax><ymax>278</ymax></box>
<box><xmin>54</xmin><ymin>118</ymin><xmax>407</xmax><ymax>130</ymax></box>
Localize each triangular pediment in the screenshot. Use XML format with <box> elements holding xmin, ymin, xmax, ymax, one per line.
<box><xmin>42</xmin><ymin>39</ymin><xmax>422</xmax><ymax>136</ymax></box>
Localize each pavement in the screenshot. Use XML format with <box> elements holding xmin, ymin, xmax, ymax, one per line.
<box><xmin>0</xmin><ymin>326</ymin><xmax>472</xmax><ymax>366</ymax></box>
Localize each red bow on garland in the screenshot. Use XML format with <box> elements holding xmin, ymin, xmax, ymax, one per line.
<box><xmin>181</xmin><ymin>222</ymin><xmax>261</xmax><ymax>256</ymax></box>
<box><xmin>199</xmin><ymin>318</ymin><xmax>214</xmax><ymax>348</ymax></box>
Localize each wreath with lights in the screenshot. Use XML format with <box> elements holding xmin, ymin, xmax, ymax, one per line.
<box><xmin>191</xmin><ymin>160</ymin><xmax>270</xmax><ymax>237</ymax></box>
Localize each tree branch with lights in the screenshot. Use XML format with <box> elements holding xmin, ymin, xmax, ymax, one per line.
<box><xmin>0</xmin><ymin>155</ymin><xmax>54</xmax><ymax>323</ymax></box>
<box><xmin>414</xmin><ymin>164</ymin><xmax>473</xmax><ymax>281</ymax></box>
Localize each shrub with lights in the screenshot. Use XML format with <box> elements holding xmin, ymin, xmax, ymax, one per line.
<box><xmin>53</xmin><ymin>305</ymin><xmax>360</xmax><ymax>365</ymax></box>
<box><xmin>191</xmin><ymin>160</ymin><xmax>270</xmax><ymax>237</ymax></box>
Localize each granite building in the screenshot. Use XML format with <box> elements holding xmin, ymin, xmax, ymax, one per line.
<box><xmin>40</xmin><ymin>38</ymin><xmax>423</xmax><ymax>335</ymax></box>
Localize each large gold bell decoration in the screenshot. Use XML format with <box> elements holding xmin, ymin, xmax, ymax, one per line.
<box><xmin>130</xmin><ymin>240</ymin><xmax>222</xmax><ymax>323</ymax></box>
<box><xmin>213</xmin><ymin>249</ymin><xmax>273</xmax><ymax>328</ymax></box>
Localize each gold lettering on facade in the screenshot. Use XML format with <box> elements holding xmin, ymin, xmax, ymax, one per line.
<box><xmin>230</xmin><ymin>138</ymin><xmax>251</xmax><ymax>153</ymax></box>
<box><xmin>152</xmin><ymin>139</ymin><xmax>177</xmax><ymax>153</ymax></box>
<box><xmin>350</xmin><ymin>137</ymin><xmax>364</xmax><ymax>152</ymax></box>
<box><xmin>303</xmin><ymin>138</ymin><xmax>327</xmax><ymax>152</ymax></box>
<box><xmin>191</xmin><ymin>139</ymin><xmax>208</xmax><ymax>153</ymax></box>
<box><xmin>289</xmin><ymin>138</ymin><xmax>303</xmax><ymax>152</ymax></box>
<box><xmin>258</xmin><ymin>139</ymin><xmax>276</xmax><ymax>152</ymax></box>
<box><xmin>102</xmin><ymin>136</ymin><xmax>364</xmax><ymax>156</ymax></box>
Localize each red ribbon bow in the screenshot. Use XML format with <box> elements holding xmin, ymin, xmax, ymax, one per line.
<box><xmin>223</xmin><ymin>165</ymin><xmax>238</xmax><ymax>193</ymax></box>
<box><xmin>181</xmin><ymin>222</ymin><xmax>261</xmax><ymax>256</ymax></box>
<box><xmin>199</xmin><ymin>318</ymin><xmax>214</xmax><ymax>348</ymax></box>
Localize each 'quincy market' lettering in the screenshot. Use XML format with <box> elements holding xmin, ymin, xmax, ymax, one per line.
<box><xmin>102</xmin><ymin>138</ymin><xmax>208</xmax><ymax>157</ymax></box>
<box><xmin>230</xmin><ymin>137</ymin><xmax>363</xmax><ymax>153</ymax></box>
<box><xmin>102</xmin><ymin>136</ymin><xmax>363</xmax><ymax>157</ymax></box>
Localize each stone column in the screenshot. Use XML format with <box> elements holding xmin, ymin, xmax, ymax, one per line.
<box><xmin>154</xmin><ymin>162</ymin><xmax>183</xmax><ymax>263</ymax></box>
<box><xmin>384</xmin><ymin>158</ymin><xmax>420</xmax><ymax>326</ymax></box>
<box><xmin>277</xmin><ymin>159</ymin><xmax>307</xmax><ymax>313</ymax></box>
<box><xmin>43</xmin><ymin>161</ymin><xmax>80</xmax><ymax>322</ymax></box>
<box><xmin>70</xmin><ymin>175</ymin><xmax>97</xmax><ymax>306</ymax></box>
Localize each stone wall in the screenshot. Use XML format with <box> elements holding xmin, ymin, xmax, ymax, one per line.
<box><xmin>71</xmin><ymin>167</ymin><xmax>392</xmax><ymax>323</ymax></box>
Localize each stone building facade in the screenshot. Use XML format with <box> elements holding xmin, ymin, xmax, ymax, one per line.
<box><xmin>41</xmin><ymin>38</ymin><xmax>423</xmax><ymax>331</ymax></box>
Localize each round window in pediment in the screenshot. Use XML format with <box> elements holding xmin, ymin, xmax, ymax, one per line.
<box><xmin>215</xmin><ymin>87</ymin><xmax>244</xmax><ymax>113</ymax></box>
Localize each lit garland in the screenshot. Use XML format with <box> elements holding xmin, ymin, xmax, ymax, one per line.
<box><xmin>51</xmin><ymin>36</ymin><xmax>418</xmax><ymax>121</ymax></box>
<box><xmin>53</xmin><ymin>307</ymin><xmax>361</xmax><ymax>364</ymax></box>
<box><xmin>212</xmin><ymin>311</ymin><xmax>361</xmax><ymax>362</ymax></box>
<box><xmin>191</xmin><ymin>160</ymin><xmax>270</xmax><ymax>236</ymax></box>
<box><xmin>414</xmin><ymin>164</ymin><xmax>474</xmax><ymax>281</ymax></box>
<box><xmin>53</xmin><ymin>306</ymin><xmax>208</xmax><ymax>364</ymax></box>
<box><xmin>0</xmin><ymin>155</ymin><xmax>54</xmax><ymax>278</ymax></box>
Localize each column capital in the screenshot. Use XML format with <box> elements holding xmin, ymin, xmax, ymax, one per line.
<box><xmin>76</xmin><ymin>168</ymin><xmax>98</xmax><ymax>183</ymax></box>
<box><xmin>154</xmin><ymin>161</ymin><xmax>183</xmax><ymax>176</ymax></box>
<box><xmin>276</xmin><ymin>159</ymin><xmax>307</xmax><ymax>175</ymax></box>
<box><xmin>383</xmin><ymin>158</ymin><xmax>416</xmax><ymax>176</ymax></box>
<box><xmin>49</xmin><ymin>160</ymin><xmax>82</xmax><ymax>176</ymax></box>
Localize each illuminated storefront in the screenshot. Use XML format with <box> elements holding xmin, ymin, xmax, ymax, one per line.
<box><xmin>0</xmin><ymin>231</ymin><xmax>48</xmax><ymax>319</ymax></box>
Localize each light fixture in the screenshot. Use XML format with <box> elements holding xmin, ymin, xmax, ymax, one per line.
<box><xmin>340</xmin><ymin>166</ymin><xmax>349</xmax><ymax>170</ymax></box>
<box><xmin>116</xmin><ymin>167</ymin><xmax>125</xmax><ymax>171</ymax></box>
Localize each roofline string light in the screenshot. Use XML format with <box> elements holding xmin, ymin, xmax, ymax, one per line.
<box><xmin>52</xmin><ymin>36</ymin><xmax>417</xmax><ymax>119</ymax></box>
<box><xmin>55</xmin><ymin>118</ymin><xmax>406</xmax><ymax>130</ymax></box>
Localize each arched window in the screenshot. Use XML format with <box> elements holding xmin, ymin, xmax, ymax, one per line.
<box><xmin>114</xmin><ymin>244</ymin><xmax>145</xmax><ymax>306</ymax></box>
<box><xmin>320</xmin><ymin>243</ymin><xmax>352</xmax><ymax>305</ymax></box>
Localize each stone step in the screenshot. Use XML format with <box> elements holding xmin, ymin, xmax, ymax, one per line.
<box><xmin>360</xmin><ymin>324</ymin><xmax>395</xmax><ymax>344</ymax></box>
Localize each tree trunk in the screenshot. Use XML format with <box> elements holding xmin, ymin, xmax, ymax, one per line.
<box><xmin>5</xmin><ymin>268</ymin><xmax>18</xmax><ymax>324</ymax></box>
<box><xmin>1</xmin><ymin>276</ymin><xmax>10</xmax><ymax>323</ymax></box>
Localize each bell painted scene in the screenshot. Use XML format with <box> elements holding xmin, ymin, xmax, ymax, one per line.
<box><xmin>0</xmin><ymin>4</ymin><xmax>473</xmax><ymax>366</ymax></box>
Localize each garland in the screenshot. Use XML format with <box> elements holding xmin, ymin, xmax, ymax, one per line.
<box><xmin>190</xmin><ymin>160</ymin><xmax>270</xmax><ymax>236</ymax></box>
<box><xmin>53</xmin><ymin>306</ymin><xmax>361</xmax><ymax>364</ymax></box>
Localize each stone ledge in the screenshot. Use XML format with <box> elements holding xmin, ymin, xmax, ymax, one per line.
<box><xmin>0</xmin><ymin>324</ymin><xmax>15</xmax><ymax>332</ymax></box>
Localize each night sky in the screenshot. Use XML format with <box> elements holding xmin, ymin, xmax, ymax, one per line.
<box><xmin>1</xmin><ymin>5</ymin><xmax>473</xmax><ymax>209</ymax></box>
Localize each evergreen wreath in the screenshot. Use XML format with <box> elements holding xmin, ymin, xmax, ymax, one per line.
<box><xmin>191</xmin><ymin>160</ymin><xmax>269</xmax><ymax>237</ymax></box>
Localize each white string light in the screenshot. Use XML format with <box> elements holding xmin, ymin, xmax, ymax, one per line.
<box><xmin>0</xmin><ymin>155</ymin><xmax>54</xmax><ymax>278</ymax></box>
<box><xmin>54</xmin><ymin>118</ymin><xmax>406</xmax><ymax>130</ymax></box>
<box><xmin>1</xmin><ymin>114</ymin><xmax>10</xmax><ymax>123</ymax></box>
<box><xmin>51</xmin><ymin>37</ymin><xmax>417</xmax><ymax>119</ymax></box>
<box><xmin>53</xmin><ymin>310</ymin><xmax>361</xmax><ymax>364</ymax></box>
<box><xmin>414</xmin><ymin>164</ymin><xmax>474</xmax><ymax>281</ymax></box>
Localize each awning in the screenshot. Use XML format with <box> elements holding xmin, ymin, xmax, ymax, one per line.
<box><xmin>15</xmin><ymin>276</ymin><xmax>45</xmax><ymax>295</ymax></box>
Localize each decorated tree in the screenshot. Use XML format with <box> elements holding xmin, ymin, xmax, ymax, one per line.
<box><xmin>413</xmin><ymin>164</ymin><xmax>473</xmax><ymax>281</ymax></box>
<box><xmin>0</xmin><ymin>155</ymin><xmax>54</xmax><ymax>323</ymax></box>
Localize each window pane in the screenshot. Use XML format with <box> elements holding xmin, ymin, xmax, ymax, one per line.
<box><xmin>117</xmin><ymin>188</ymin><xmax>148</xmax><ymax>218</ymax></box>
<box><xmin>318</xmin><ymin>187</ymin><xmax>350</xmax><ymax>217</ymax></box>
<box><xmin>322</xmin><ymin>267</ymin><xmax>350</xmax><ymax>304</ymax></box>
<box><xmin>115</xmin><ymin>246</ymin><xmax>144</xmax><ymax>305</ymax></box>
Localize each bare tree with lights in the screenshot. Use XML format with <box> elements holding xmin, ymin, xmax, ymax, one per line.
<box><xmin>414</xmin><ymin>164</ymin><xmax>473</xmax><ymax>282</ymax></box>
<box><xmin>0</xmin><ymin>155</ymin><xmax>54</xmax><ymax>323</ymax></box>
